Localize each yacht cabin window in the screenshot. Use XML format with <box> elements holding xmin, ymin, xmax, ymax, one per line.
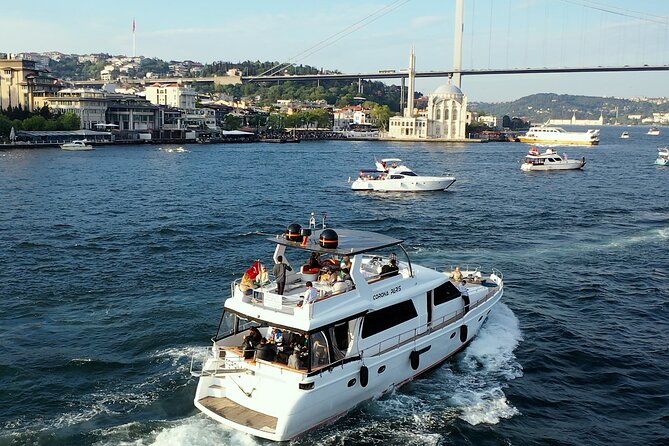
<box><xmin>361</xmin><ymin>300</ymin><xmax>418</xmax><ymax>339</ymax></box>
<box><xmin>433</xmin><ymin>281</ymin><xmax>462</xmax><ymax>305</ymax></box>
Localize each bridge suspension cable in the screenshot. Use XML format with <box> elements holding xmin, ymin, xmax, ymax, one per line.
<box><xmin>249</xmin><ymin>0</ymin><xmax>413</xmax><ymax>81</ymax></box>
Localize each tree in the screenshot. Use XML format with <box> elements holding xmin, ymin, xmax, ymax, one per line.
<box><xmin>371</xmin><ymin>104</ymin><xmax>394</xmax><ymax>131</ymax></box>
<box><xmin>60</xmin><ymin>112</ymin><xmax>81</xmax><ymax>130</ymax></box>
<box><xmin>223</xmin><ymin>114</ymin><xmax>242</xmax><ymax>130</ymax></box>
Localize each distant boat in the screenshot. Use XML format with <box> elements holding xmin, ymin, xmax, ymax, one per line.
<box><xmin>61</xmin><ymin>140</ymin><xmax>94</xmax><ymax>151</ymax></box>
<box><xmin>620</xmin><ymin>131</ymin><xmax>630</xmax><ymax>139</ymax></box>
<box><xmin>520</xmin><ymin>147</ymin><xmax>585</xmax><ymax>171</ymax></box>
<box><xmin>648</xmin><ymin>127</ymin><xmax>660</xmax><ymax>136</ymax></box>
<box><xmin>656</xmin><ymin>147</ymin><xmax>669</xmax><ymax>166</ymax></box>
<box><xmin>518</xmin><ymin>124</ymin><xmax>600</xmax><ymax>145</ymax></box>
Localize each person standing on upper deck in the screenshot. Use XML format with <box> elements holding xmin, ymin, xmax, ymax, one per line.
<box><xmin>273</xmin><ymin>255</ymin><xmax>292</xmax><ymax>295</ymax></box>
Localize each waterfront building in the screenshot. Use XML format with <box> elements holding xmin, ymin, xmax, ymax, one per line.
<box><xmin>35</xmin><ymin>88</ymin><xmax>108</xmax><ymax>130</ymax></box>
<box><xmin>106</xmin><ymin>94</ymin><xmax>160</xmax><ymax>133</ymax></box>
<box><xmin>333</xmin><ymin>105</ymin><xmax>374</xmax><ymax>130</ymax></box>
<box><xmin>0</xmin><ymin>59</ymin><xmax>60</xmax><ymax>111</ymax></box>
<box><xmin>145</xmin><ymin>83</ymin><xmax>197</xmax><ymax>110</ymax></box>
<box><xmin>548</xmin><ymin>112</ymin><xmax>604</xmax><ymax>126</ymax></box>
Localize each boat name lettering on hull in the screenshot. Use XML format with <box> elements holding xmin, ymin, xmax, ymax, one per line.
<box><xmin>373</xmin><ymin>285</ymin><xmax>401</xmax><ymax>300</ymax></box>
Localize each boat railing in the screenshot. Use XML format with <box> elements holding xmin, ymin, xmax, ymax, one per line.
<box><xmin>447</xmin><ymin>264</ymin><xmax>482</xmax><ymax>277</ymax></box>
<box><xmin>360</xmin><ymin>282</ymin><xmax>502</xmax><ymax>358</ymax></box>
<box><xmin>190</xmin><ymin>345</ymin><xmax>252</xmax><ymax>377</ymax></box>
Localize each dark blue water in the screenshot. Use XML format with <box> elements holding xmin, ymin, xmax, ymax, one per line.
<box><xmin>1</xmin><ymin>127</ymin><xmax>668</xmax><ymax>446</ymax></box>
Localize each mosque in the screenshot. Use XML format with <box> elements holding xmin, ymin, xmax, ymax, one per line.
<box><xmin>385</xmin><ymin>49</ymin><xmax>468</xmax><ymax>141</ymax></box>
<box><xmin>384</xmin><ymin>0</ymin><xmax>470</xmax><ymax>141</ymax></box>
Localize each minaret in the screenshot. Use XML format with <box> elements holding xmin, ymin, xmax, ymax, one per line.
<box><xmin>452</xmin><ymin>0</ymin><xmax>465</xmax><ymax>88</ymax></box>
<box><xmin>405</xmin><ymin>47</ymin><xmax>416</xmax><ymax>118</ymax></box>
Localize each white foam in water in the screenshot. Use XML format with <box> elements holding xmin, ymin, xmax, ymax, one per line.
<box><xmin>96</xmin><ymin>417</ymin><xmax>259</xmax><ymax>446</ymax></box>
<box><xmin>450</xmin><ymin>303</ymin><xmax>523</xmax><ymax>425</ymax></box>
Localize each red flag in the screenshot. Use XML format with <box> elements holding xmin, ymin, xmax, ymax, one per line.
<box><xmin>246</xmin><ymin>261</ymin><xmax>261</xmax><ymax>280</ymax></box>
<box><xmin>132</xmin><ymin>18</ymin><xmax>136</xmax><ymax>32</ymax></box>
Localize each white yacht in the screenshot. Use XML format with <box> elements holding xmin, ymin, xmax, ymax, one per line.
<box><xmin>518</xmin><ymin>125</ymin><xmax>600</xmax><ymax>145</ymax></box>
<box><xmin>656</xmin><ymin>147</ymin><xmax>669</xmax><ymax>166</ymax></box>
<box><xmin>350</xmin><ymin>158</ymin><xmax>456</xmax><ymax>192</ymax></box>
<box><xmin>520</xmin><ymin>147</ymin><xmax>586</xmax><ymax>171</ymax></box>
<box><xmin>61</xmin><ymin>140</ymin><xmax>94</xmax><ymax>151</ymax></box>
<box><xmin>648</xmin><ymin>127</ymin><xmax>660</xmax><ymax>136</ymax></box>
<box><xmin>191</xmin><ymin>220</ymin><xmax>504</xmax><ymax>441</ymax></box>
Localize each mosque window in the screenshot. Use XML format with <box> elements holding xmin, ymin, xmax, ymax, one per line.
<box><xmin>436</xmin><ymin>109</ymin><xmax>441</xmax><ymax>120</ymax></box>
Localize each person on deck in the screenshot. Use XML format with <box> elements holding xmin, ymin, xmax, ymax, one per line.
<box><xmin>273</xmin><ymin>255</ymin><xmax>292</xmax><ymax>295</ymax></box>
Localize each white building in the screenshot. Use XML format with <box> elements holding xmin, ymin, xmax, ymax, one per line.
<box><xmin>35</xmin><ymin>88</ymin><xmax>108</xmax><ymax>130</ymax></box>
<box><xmin>144</xmin><ymin>83</ymin><xmax>197</xmax><ymax>109</ymax></box>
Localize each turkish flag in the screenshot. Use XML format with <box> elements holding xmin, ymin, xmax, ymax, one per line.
<box><xmin>246</xmin><ymin>261</ymin><xmax>261</xmax><ymax>280</ymax></box>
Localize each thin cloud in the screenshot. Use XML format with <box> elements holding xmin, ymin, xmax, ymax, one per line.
<box><xmin>410</xmin><ymin>15</ymin><xmax>447</xmax><ymax>28</ymax></box>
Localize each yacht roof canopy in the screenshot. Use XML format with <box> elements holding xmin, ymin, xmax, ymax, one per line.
<box><xmin>268</xmin><ymin>228</ymin><xmax>403</xmax><ymax>256</ymax></box>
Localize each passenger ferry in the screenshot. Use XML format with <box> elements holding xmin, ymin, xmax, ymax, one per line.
<box><xmin>191</xmin><ymin>218</ymin><xmax>504</xmax><ymax>441</ymax></box>
<box><xmin>518</xmin><ymin>124</ymin><xmax>600</xmax><ymax>145</ymax></box>
<box><xmin>520</xmin><ymin>147</ymin><xmax>586</xmax><ymax>171</ymax></box>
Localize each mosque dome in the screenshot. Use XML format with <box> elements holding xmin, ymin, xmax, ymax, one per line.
<box><xmin>433</xmin><ymin>84</ymin><xmax>463</xmax><ymax>96</ymax></box>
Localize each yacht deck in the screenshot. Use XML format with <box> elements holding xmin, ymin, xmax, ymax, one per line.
<box><xmin>198</xmin><ymin>396</ymin><xmax>277</xmax><ymax>433</ymax></box>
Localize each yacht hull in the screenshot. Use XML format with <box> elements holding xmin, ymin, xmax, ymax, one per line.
<box><xmin>351</xmin><ymin>177</ymin><xmax>456</xmax><ymax>192</ymax></box>
<box><xmin>194</xmin><ymin>285</ymin><xmax>502</xmax><ymax>442</ymax></box>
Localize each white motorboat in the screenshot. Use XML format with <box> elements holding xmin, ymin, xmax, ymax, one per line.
<box><xmin>520</xmin><ymin>147</ymin><xmax>586</xmax><ymax>171</ymax></box>
<box><xmin>620</xmin><ymin>131</ymin><xmax>630</xmax><ymax>139</ymax></box>
<box><xmin>518</xmin><ymin>124</ymin><xmax>600</xmax><ymax>145</ymax></box>
<box><xmin>648</xmin><ymin>127</ymin><xmax>660</xmax><ymax>136</ymax></box>
<box><xmin>350</xmin><ymin>158</ymin><xmax>456</xmax><ymax>192</ymax></box>
<box><xmin>60</xmin><ymin>140</ymin><xmax>94</xmax><ymax>151</ymax></box>
<box><xmin>191</xmin><ymin>219</ymin><xmax>504</xmax><ymax>441</ymax></box>
<box><xmin>656</xmin><ymin>147</ymin><xmax>669</xmax><ymax>166</ymax></box>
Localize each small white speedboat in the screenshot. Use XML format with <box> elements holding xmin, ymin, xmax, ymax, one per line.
<box><xmin>656</xmin><ymin>148</ymin><xmax>669</xmax><ymax>166</ymax></box>
<box><xmin>61</xmin><ymin>140</ymin><xmax>94</xmax><ymax>151</ymax></box>
<box><xmin>620</xmin><ymin>131</ymin><xmax>630</xmax><ymax>139</ymax></box>
<box><xmin>648</xmin><ymin>127</ymin><xmax>660</xmax><ymax>136</ymax></box>
<box><xmin>350</xmin><ymin>158</ymin><xmax>455</xmax><ymax>192</ymax></box>
<box><xmin>520</xmin><ymin>147</ymin><xmax>585</xmax><ymax>171</ymax></box>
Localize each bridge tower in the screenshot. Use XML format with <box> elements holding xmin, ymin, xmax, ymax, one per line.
<box><xmin>452</xmin><ymin>0</ymin><xmax>465</xmax><ymax>88</ymax></box>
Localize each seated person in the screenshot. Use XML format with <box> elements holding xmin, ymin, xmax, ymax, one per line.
<box><xmin>340</xmin><ymin>255</ymin><xmax>352</xmax><ymax>271</ymax></box>
<box><xmin>254</xmin><ymin>265</ymin><xmax>270</xmax><ymax>286</ymax></box>
<box><xmin>451</xmin><ymin>266</ymin><xmax>463</xmax><ymax>282</ymax></box>
<box><xmin>239</xmin><ymin>272</ymin><xmax>256</xmax><ymax>294</ymax></box>
<box><xmin>331</xmin><ymin>276</ymin><xmax>349</xmax><ymax>294</ymax></box>
<box><xmin>380</xmin><ymin>259</ymin><xmax>399</xmax><ymax>278</ymax></box>
<box><xmin>312</xmin><ymin>340</ymin><xmax>328</xmax><ymax>367</ymax></box>
<box><xmin>248</xmin><ymin>326</ymin><xmax>262</xmax><ymax>346</ymax></box>
<box><xmin>319</xmin><ymin>268</ymin><xmax>336</xmax><ymax>285</ymax></box>
<box><xmin>287</xmin><ymin>347</ymin><xmax>303</xmax><ymax>369</ymax></box>
<box><xmin>297</xmin><ymin>281</ymin><xmax>319</xmax><ymax>307</ymax></box>
<box><xmin>307</xmin><ymin>252</ymin><xmax>321</xmax><ymax>269</ymax></box>
<box><xmin>341</xmin><ymin>267</ymin><xmax>353</xmax><ymax>283</ymax></box>
<box><xmin>268</xmin><ymin>327</ymin><xmax>283</xmax><ymax>345</ymax></box>
<box><xmin>255</xmin><ymin>338</ymin><xmax>277</xmax><ymax>362</ymax></box>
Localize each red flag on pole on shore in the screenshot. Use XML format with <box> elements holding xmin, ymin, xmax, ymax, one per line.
<box><xmin>132</xmin><ymin>18</ymin><xmax>136</xmax><ymax>33</ymax></box>
<box><xmin>246</xmin><ymin>260</ymin><xmax>261</xmax><ymax>280</ymax></box>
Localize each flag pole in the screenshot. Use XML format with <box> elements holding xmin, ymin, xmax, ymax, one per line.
<box><xmin>132</xmin><ymin>18</ymin><xmax>136</xmax><ymax>57</ymax></box>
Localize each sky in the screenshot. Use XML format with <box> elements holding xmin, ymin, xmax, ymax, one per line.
<box><xmin>2</xmin><ymin>0</ymin><xmax>669</xmax><ymax>102</ymax></box>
